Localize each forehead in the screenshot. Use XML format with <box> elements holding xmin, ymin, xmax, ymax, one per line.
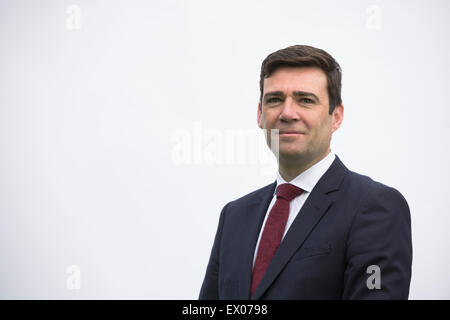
<box><xmin>263</xmin><ymin>66</ymin><xmax>328</xmax><ymax>96</ymax></box>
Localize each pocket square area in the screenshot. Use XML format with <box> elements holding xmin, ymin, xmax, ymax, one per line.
<box><xmin>290</xmin><ymin>244</ymin><xmax>332</xmax><ymax>262</ymax></box>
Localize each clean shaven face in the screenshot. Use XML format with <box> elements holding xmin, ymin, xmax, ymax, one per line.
<box><xmin>257</xmin><ymin>66</ymin><xmax>343</xmax><ymax>164</ymax></box>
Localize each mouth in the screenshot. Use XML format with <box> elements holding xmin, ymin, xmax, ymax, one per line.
<box><xmin>278</xmin><ymin>130</ymin><xmax>305</xmax><ymax>136</ymax></box>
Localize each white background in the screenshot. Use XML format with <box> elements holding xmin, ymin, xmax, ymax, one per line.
<box><xmin>1</xmin><ymin>0</ymin><xmax>449</xmax><ymax>299</ymax></box>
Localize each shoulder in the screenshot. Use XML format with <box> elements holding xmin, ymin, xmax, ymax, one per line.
<box><xmin>218</xmin><ymin>182</ymin><xmax>275</xmax><ymax>219</ymax></box>
<box><xmin>225</xmin><ymin>182</ymin><xmax>275</xmax><ymax>207</ymax></box>
<box><xmin>344</xmin><ymin>170</ymin><xmax>409</xmax><ymax>207</ymax></box>
<box><xmin>338</xmin><ymin>170</ymin><xmax>411</xmax><ymax>231</ymax></box>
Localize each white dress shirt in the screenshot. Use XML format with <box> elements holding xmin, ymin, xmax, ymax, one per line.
<box><xmin>253</xmin><ymin>152</ymin><xmax>336</xmax><ymax>267</ymax></box>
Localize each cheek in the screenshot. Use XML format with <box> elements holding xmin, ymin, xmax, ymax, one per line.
<box><xmin>316</xmin><ymin>119</ymin><xmax>333</xmax><ymax>141</ymax></box>
<box><xmin>262</xmin><ymin>112</ymin><xmax>277</xmax><ymax>127</ymax></box>
<box><xmin>307</xmin><ymin>115</ymin><xmax>331</xmax><ymax>140</ymax></box>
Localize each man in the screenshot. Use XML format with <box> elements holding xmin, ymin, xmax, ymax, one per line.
<box><xmin>199</xmin><ymin>45</ymin><xmax>412</xmax><ymax>300</ymax></box>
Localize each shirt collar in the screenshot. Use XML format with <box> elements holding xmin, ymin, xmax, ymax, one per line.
<box><xmin>274</xmin><ymin>152</ymin><xmax>336</xmax><ymax>195</ymax></box>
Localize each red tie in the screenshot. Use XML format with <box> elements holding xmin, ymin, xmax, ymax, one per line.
<box><xmin>251</xmin><ymin>183</ymin><xmax>304</xmax><ymax>297</ymax></box>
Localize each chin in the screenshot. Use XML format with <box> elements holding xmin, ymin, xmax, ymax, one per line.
<box><xmin>278</xmin><ymin>148</ymin><xmax>306</xmax><ymax>160</ymax></box>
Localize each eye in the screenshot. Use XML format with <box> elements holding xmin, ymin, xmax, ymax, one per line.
<box><xmin>300</xmin><ymin>97</ymin><xmax>315</xmax><ymax>104</ymax></box>
<box><xmin>265</xmin><ymin>97</ymin><xmax>283</xmax><ymax>104</ymax></box>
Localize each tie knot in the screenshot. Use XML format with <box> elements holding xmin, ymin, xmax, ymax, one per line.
<box><xmin>276</xmin><ymin>183</ymin><xmax>303</xmax><ymax>201</ymax></box>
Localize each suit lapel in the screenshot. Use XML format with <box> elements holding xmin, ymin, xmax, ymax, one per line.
<box><xmin>252</xmin><ymin>156</ymin><xmax>349</xmax><ymax>300</ymax></box>
<box><xmin>237</xmin><ymin>182</ymin><xmax>276</xmax><ymax>300</ymax></box>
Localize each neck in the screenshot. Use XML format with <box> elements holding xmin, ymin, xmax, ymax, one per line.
<box><xmin>278</xmin><ymin>149</ymin><xmax>331</xmax><ymax>182</ymax></box>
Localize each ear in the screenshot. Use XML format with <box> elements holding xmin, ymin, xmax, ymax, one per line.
<box><xmin>257</xmin><ymin>102</ymin><xmax>263</xmax><ymax>129</ymax></box>
<box><xmin>331</xmin><ymin>104</ymin><xmax>344</xmax><ymax>133</ymax></box>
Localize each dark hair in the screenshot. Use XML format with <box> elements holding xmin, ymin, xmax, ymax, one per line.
<box><xmin>259</xmin><ymin>45</ymin><xmax>342</xmax><ymax>114</ymax></box>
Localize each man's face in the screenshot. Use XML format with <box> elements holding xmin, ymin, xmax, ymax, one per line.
<box><xmin>257</xmin><ymin>66</ymin><xmax>343</xmax><ymax>164</ymax></box>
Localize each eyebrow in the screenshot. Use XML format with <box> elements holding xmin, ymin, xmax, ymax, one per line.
<box><xmin>263</xmin><ymin>90</ymin><xmax>320</xmax><ymax>102</ymax></box>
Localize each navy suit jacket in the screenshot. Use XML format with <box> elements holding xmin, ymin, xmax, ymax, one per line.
<box><xmin>199</xmin><ymin>156</ymin><xmax>412</xmax><ymax>300</ymax></box>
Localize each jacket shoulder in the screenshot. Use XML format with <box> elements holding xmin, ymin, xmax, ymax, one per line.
<box><xmin>226</xmin><ymin>182</ymin><xmax>275</xmax><ymax>207</ymax></box>
<box><xmin>344</xmin><ymin>170</ymin><xmax>409</xmax><ymax>206</ymax></box>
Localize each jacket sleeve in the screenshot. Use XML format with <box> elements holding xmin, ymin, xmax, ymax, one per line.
<box><xmin>198</xmin><ymin>203</ymin><xmax>228</xmax><ymax>300</ymax></box>
<box><xmin>342</xmin><ymin>185</ymin><xmax>413</xmax><ymax>299</ymax></box>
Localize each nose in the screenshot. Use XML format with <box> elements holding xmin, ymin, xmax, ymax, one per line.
<box><xmin>279</xmin><ymin>97</ymin><xmax>299</xmax><ymax>122</ymax></box>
